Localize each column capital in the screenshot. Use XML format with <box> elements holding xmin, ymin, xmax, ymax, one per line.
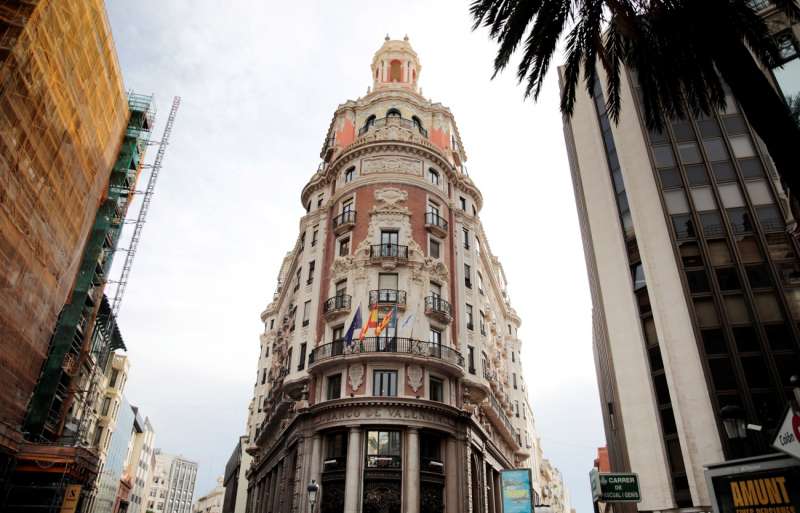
<box><xmin>349</xmin><ymin>426</ymin><xmax>361</xmax><ymax>434</ymax></box>
<box><xmin>407</xmin><ymin>427</ymin><xmax>419</xmax><ymax>434</ymax></box>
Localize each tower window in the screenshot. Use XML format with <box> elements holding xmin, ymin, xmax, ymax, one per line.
<box><xmin>389</xmin><ymin>59</ymin><xmax>403</xmax><ymax>82</ymax></box>
<box><xmin>386</xmin><ymin>107</ymin><xmax>402</xmax><ymax>118</ymax></box>
<box><xmin>344</xmin><ymin>167</ymin><xmax>355</xmax><ymax>183</ymax></box>
<box><xmin>428</xmin><ymin>168</ymin><xmax>440</xmax><ymax>185</ymax></box>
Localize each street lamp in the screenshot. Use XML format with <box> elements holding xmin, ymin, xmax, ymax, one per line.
<box><xmin>307</xmin><ymin>479</ymin><xmax>320</xmax><ymax>512</ymax></box>
<box><xmin>720</xmin><ymin>405</ymin><xmax>748</xmax><ymax>440</ymax></box>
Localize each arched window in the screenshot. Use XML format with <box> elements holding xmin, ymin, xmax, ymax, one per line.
<box><xmin>389</xmin><ymin>59</ymin><xmax>402</xmax><ymax>82</ymax></box>
<box><xmin>412</xmin><ymin>116</ymin><xmax>423</xmax><ymax>131</ymax></box>
<box><xmin>363</xmin><ymin>115</ymin><xmax>376</xmax><ymax>130</ymax></box>
<box><xmin>386</xmin><ymin>108</ymin><xmax>401</xmax><ymax>118</ymax></box>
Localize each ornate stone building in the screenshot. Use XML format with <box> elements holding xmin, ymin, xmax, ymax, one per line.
<box><xmin>244</xmin><ymin>37</ymin><xmax>552</xmax><ymax>513</ymax></box>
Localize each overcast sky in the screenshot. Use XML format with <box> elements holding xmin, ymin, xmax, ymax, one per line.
<box><xmin>105</xmin><ymin>1</ymin><xmax>604</xmax><ymax>511</ymax></box>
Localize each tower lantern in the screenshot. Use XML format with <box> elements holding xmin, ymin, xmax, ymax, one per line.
<box><xmin>371</xmin><ymin>35</ymin><xmax>421</xmax><ymax>93</ymax></box>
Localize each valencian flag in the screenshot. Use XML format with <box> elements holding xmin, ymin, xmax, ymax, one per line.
<box><xmin>359</xmin><ymin>306</ymin><xmax>379</xmax><ymax>341</ymax></box>
<box><xmin>344</xmin><ymin>304</ymin><xmax>362</xmax><ymax>350</ymax></box>
<box><xmin>375</xmin><ymin>304</ymin><xmax>397</xmax><ymax>337</ymax></box>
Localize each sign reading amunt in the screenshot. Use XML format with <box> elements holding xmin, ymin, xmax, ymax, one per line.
<box><xmin>706</xmin><ymin>455</ymin><xmax>800</xmax><ymax>513</ymax></box>
<box><xmin>313</xmin><ymin>403</ymin><xmax>457</xmax><ymax>428</ymax></box>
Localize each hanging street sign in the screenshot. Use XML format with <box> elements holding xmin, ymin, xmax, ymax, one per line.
<box><xmin>589</xmin><ymin>469</ymin><xmax>641</xmax><ymax>503</ymax></box>
<box><xmin>772</xmin><ymin>407</ymin><xmax>800</xmax><ymax>460</ymax></box>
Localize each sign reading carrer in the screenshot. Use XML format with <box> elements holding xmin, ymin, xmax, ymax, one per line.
<box><xmin>590</xmin><ymin>470</ymin><xmax>641</xmax><ymax>503</ymax></box>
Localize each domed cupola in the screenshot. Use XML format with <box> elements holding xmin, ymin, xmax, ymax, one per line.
<box><xmin>370</xmin><ymin>35</ymin><xmax>421</xmax><ymax>93</ymax></box>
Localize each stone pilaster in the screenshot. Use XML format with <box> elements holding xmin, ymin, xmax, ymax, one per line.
<box><xmin>343</xmin><ymin>427</ymin><xmax>362</xmax><ymax>513</ymax></box>
<box><xmin>405</xmin><ymin>428</ymin><xmax>420</xmax><ymax>513</ymax></box>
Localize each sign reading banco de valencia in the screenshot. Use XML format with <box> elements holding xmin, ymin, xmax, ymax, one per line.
<box><xmin>500</xmin><ymin>469</ymin><xmax>534</xmax><ymax>513</ymax></box>
<box><xmin>706</xmin><ymin>455</ymin><xmax>800</xmax><ymax>513</ymax></box>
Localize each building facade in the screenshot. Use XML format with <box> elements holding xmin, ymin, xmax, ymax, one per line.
<box><xmin>122</xmin><ymin>409</ymin><xmax>156</xmax><ymax>513</ymax></box>
<box><xmin>193</xmin><ymin>478</ymin><xmax>225</xmax><ymax>513</ymax></box>
<box><xmin>244</xmin><ymin>37</ymin><xmax>555</xmax><ymax>513</ymax></box>
<box><xmin>221</xmin><ymin>437</ymin><xmax>250</xmax><ymax>513</ymax></box>
<box><xmin>147</xmin><ymin>451</ymin><xmax>198</xmax><ymax>513</ymax></box>
<box><xmin>92</xmin><ymin>395</ymin><xmax>135</xmax><ymax>513</ymax></box>
<box><xmin>561</xmin><ymin>6</ymin><xmax>800</xmax><ymax>511</ymax></box>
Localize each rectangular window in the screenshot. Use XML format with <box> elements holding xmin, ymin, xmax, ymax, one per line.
<box><xmin>515</xmin><ymin>401</ymin><xmax>520</xmax><ymax>417</ymax></box>
<box><xmin>429</xmin><ymin>327</ymin><xmax>442</xmax><ymax>346</ymax></box>
<box><xmin>477</xmin><ymin>271</ymin><xmax>484</xmax><ymax>295</ymax></box>
<box><xmin>317</xmin><ymin>194</ymin><xmax>324</xmax><ymax>207</ymax></box>
<box><xmin>464</xmin><ymin>264</ymin><xmax>472</xmax><ymax>288</ymax></box>
<box><xmin>479</xmin><ymin>311</ymin><xmax>486</xmax><ymax>335</ymax></box>
<box><xmin>307</xmin><ymin>261</ymin><xmax>315</xmax><ymax>284</ymax></box>
<box><xmin>298</xmin><ymin>343</ymin><xmax>307</xmax><ymax>370</ymax></box>
<box><xmin>101</xmin><ymin>397</ymin><xmax>111</xmax><ymax>416</ymax></box>
<box><xmin>460</xmin><ymin>196</ymin><xmax>467</xmax><ymax>210</ymax></box>
<box><xmin>429</xmin><ymin>168</ymin><xmax>440</xmax><ymax>185</ymax></box>
<box><xmin>299</xmin><ymin>232</ymin><xmax>306</xmax><ymax>251</ymax></box>
<box><xmin>327</xmin><ymin>373</ymin><xmax>342</xmax><ymax>400</ymax></box>
<box><xmin>345</xmin><ymin>168</ymin><xmax>354</xmax><ymax>183</ymax></box>
<box><xmin>378</xmin><ymin>272</ymin><xmax>398</xmax><ymax>291</ymax></box>
<box><xmin>311</xmin><ymin>226</ymin><xmax>319</xmax><ymax>246</ymax></box>
<box><xmin>373</xmin><ymin>370</ymin><xmax>398</xmax><ymax>396</ymax></box>
<box><xmin>430</xmin><ymin>237</ymin><xmax>441</xmax><ymax>259</ymax></box>
<box><xmin>335</xmin><ymin>280</ymin><xmax>347</xmax><ymax>297</ymax></box>
<box><xmin>463</xmin><ymin>227</ymin><xmax>470</xmax><ymax>249</ymax></box>
<box><xmin>513</xmin><ymin>373</ymin><xmax>518</xmax><ymax>389</ymax></box>
<box><xmin>339</xmin><ymin>236</ymin><xmax>350</xmax><ymax>256</ymax></box>
<box><xmin>295</xmin><ymin>269</ymin><xmax>302</xmax><ymax>291</ymax></box>
<box><xmin>332</xmin><ymin>325</ymin><xmax>344</xmax><ymax>342</ymax></box>
<box><xmin>342</xmin><ymin>198</ymin><xmax>353</xmax><ymax>213</ymax></box>
<box><xmin>427</xmin><ymin>200</ymin><xmax>440</xmax><ymax>217</ymax></box>
<box><xmin>430</xmin><ymin>282</ymin><xmax>442</xmax><ymax>299</ymax></box>
<box><xmin>468</xmin><ymin>346</ymin><xmax>476</xmax><ymax>374</ymax></box>
<box><xmin>366</xmin><ymin>431</ymin><xmax>401</xmax><ymax>468</ymax></box>
<box><xmin>430</xmin><ymin>377</ymin><xmax>444</xmax><ymax>402</ymax></box>
<box><xmin>109</xmin><ymin>369</ymin><xmax>119</xmax><ymax>388</ymax></box>
<box><xmin>466</xmin><ymin>304</ymin><xmax>474</xmax><ymax>330</ymax></box>
<box><xmin>302</xmin><ymin>300</ymin><xmax>311</xmax><ymax>326</ymax></box>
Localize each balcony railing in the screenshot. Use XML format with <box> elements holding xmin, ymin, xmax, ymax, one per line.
<box><xmin>369</xmin><ymin>289</ymin><xmax>407</xmax><ymax>307</ymax></box>
<box><xmin>323</xmin><ymin>294</ymin><xmax>351</xmax><ymax>314</ymax></box>
<box><xmin>488</xmin><ymin>392</ymin><xmax>516</xmax><ymax>440</ymax></box>
<box><xmin>357</xmin><ymin>116</ymin><xmax>428</xmax><ymax>138</ymax></box>
<box><xmin>332</xmin><ymin>210</ymin><xmax>356</xmax><ymax>232</ymax></box>
<box><xmin>424</xmin><ymin>212</ymin><xmax>448</xmax><ymax>233</ymax></box>
<box><xmin>370</xmin><ymin>244</ymin><xmax>408</xmax><ymax>260</ymax></box>
<box><xmin>308</xmin><ymin>337</ymin><xmax>464</xmax><ymax>368</ymax></box>
<box><xmin>424</xmin><ymin>296</ymin><xmax>451</xmax><ymax>320</ymax></box>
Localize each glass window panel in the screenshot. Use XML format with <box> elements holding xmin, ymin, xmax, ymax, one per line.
<box><xmin>653</xmin><ymin>373</ymin><xmax>671</xmax><ymax>405</ymax></box>
<box><xmin>632</xmin><ymin>264</ymin><xmax>646</xmax><ymax>290</ymax></box>
<box><xmin>786</xmin><ymin>288</ymin><xmax>800</xmax><ymax>319</ymax></box>
<box><xmin>764</xmin><ymin>323</ymin><xmax>794</xmax><ymax>350</ymax></box>
<box><xmin>691</xmin><ymin>187</ymin><xmax>716</xmax><ymax>210</ymax></box>
<box><xmin>648</xmin><ymin>346</ymin><xmax>663</xmax><ymax>371</ymax></box>
<box><xmin>755</xmin><ymin>293</ymin><xmax>784</xmax><ymax>322</ymax></box>
<box><xmin>712</xmin><ymin>161</ymin><xmax>737</xmax><ymax>182</ymax></box>
<box><xmin>694</xmin><ymin>298</ymin><xmax>719</xmax><ymax>327</ymax></box>
<box><xmin>680</xmin><ymin>242</ymin><xmax>703</xmax><ymax>267</ymax></box>
<box><xmin>661</xmin><ymin>407</ymin><xmax>678</xmax><ymax>435</ymax></box>
<box><xmin>708</xmin><ymin>241</ymin><xmax>732</xmax><ymax>266</ymax></box>
<box><xmin>709</xmin><ymin>358</ymin><xmax>738</xmax><ymax>390</ymax></box>
<box><xmin>672</xmin><ymin>214</ymin><xmax>695</xmax><ymax>239</ymax></box>
<box><xmin>756</xmin><ymin>205</ymin><xmax>784</xmax><ymax>231</ymax></box>
<box><xmin>728</xmin><ymin>207</ymin><xmax>754</xmax><ymax>233</ymax></box>
<box><xmin>666</xmin><ymin>438</ymin><xmax>686</xmax><ymax>474</ymax></box>
<box><xmin>716</xmin><ymin>268</ymin><xmax>741</xmax><ymax>291</ymax></box>
<box><xmin>700</xmin><ymin>211</ymin><xmax>725</xmax><ymax>238</ymax></box>
<box><xmin>687</xmin><ymin>270</ymin><xmax>711</xmax><ymax>293</ymax></box>
<box><xmin>701</xmin><ymin>329</ymin><xmax>728</xmax><ymax>355</ymax></box>
<box><xmin>703</xmin><ymin>139</ymin><xmax>729</xmax><ymax>162</ymax></box>
<box><xmin>737</xmin><ymin>236</ymin><xmax>764</xmax><ymax>263</ymax></box>
<box><xmin>686</xmin><ymin>164</ymin><xmax>709</xmax><ymax>186</ymax></box>
<box><xmin>649</xmin><ymin>128</ymin><xmax>668</xmax><ymax>144</ymax></box>
<box><xmin>724</xmin><ymin>295</ymin><xmax>751</xmax><ymax>323</ymax></box>
<box><xmin>730</xmin><ymin>135</ymin><xmax>756</xmax><ymax>158</ymax></box>
<box><xmin>664</xmin><ymin>190</ymin><xmax>690</xmax><ymax>214</ymax></box>
<box><xmin>775</xmin><ymin>353</ymin><xmax>800</xmax><ymax>386</ymax></box>
<box><xmin>766</xmin><ymin>233</ymin><xmax>794</xmax><ymax>260</ymax></box>
<box><xmin>612</xmin><ymin>168</ymin><xmax>625</xmax><ymax>193</ymax></box>
<box><xmin>621</xmin><ymin>212</ymin><xmax>635</xmax><ymax>239</ymax></box>
<box><xmin>653</xmin><ymin>145</ymin><xmax>676</xmax><ymax>168</ymax></box>
<box><xmin>718</xmin><ymin>183</ymin><xmax>745</xmax><ymax>207</ymax></box>
<box><xmin>753</xmin><ymin>392</ymin><xmax>782</xmax><ymax>430</ymax></box>
<box><xmin>697</xmin><ymin>118</ymin><xmax>721</xmax><ymax>138</ymax></box>
<box><xmin>745</xmin><ymin>180</ymin><xmax>773</xmax><ymax>205</ymax></box>
<box><xmin>742</xmin><ymin>356</ymin><xmax>772</xmax><ymax>388</ymax></box>
<box><xmin>671</xmin><ymin>120</ymin><xmax>694</xmax><ymax>141</ymax></box>
<box><xmin>745</xmin><ymin>264</ymin><xmax>773</xmax><ymax>288</ymax></box>
<box><xmin>733</xmin><ymin>326</ymin><xmax>760</xmax><ymax>352</ymax></box>
<box><xmin>659</xmin><ymin>168</ymin><xmax>682</xmax><ymax>189</ymax></box>
<box><xmin>643</xmin><ymin>317</ymin><xmax>658</xmax><ymax>346</ymax></box>
<box><xmin>722</xmin><ymin>115</ymin><xmax>747</xmax><ymax>134</ymax></box>
<box><xmin>721</xmin><ymin>94</ymin><xmax>739</xmax><ymax>115</ymax></box>
<box><xmin>778</xmin><ymin>262</ymin><xmax>800</xmax><ymax>286</ymax></box>
<box><xmin>677</xmin><ymin>142</ymin><xmax>702</xmax><ymax>164</ymax></box>
<box><xmin>739</xmin><ymin>158</ymin><xmax>764</xmax><ymax>178</ymax></box>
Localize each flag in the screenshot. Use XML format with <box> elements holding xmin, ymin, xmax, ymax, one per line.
<box><xmin>359</xmin><ymin>306</ymin><xmax>379</xmax><ymax>341</ymax></box>
<box><xmin>344</xmin><ymin>304</ymin><xmax>362</xmax><ymax>349</ymax></box>
<box><xmin>400</xmin><ymin>313</ymin><xmax>415</xmax><ymax>331</ymax></box>
<box><xmin>375</xmin><ymin>305</ymin><xmax>397</xmax><ymax>337</ymax></box>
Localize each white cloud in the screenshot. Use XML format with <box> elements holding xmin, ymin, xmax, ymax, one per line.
<box><xmin>106</xmin><ymin>0</ymin><xmax>603</xmax><ymax>509</ymax></box>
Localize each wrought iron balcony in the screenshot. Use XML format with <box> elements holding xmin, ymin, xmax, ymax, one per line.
<box><xmin>369</xmin><ymin>243</ymin><xmax>408</xmax><ymax>261</ymax></box>
<box><xmin>424</xmin><ymin>212</ymin><xmax>448</xmax><ymax>237</ymax></box>
<box><xmin>332</xmin><ymin>210</ymin><xmax>356</xmax><ymax>234</ymax></box>
<box><xmin>424</xmin><ymin>296</ymin><xmax>452</xmax><ymax>323</ymax></box>
<box><xmin>488</xmin><ymin>392</ymin><xmax>516</xmax><ymax>442</ymax></box>
<box><xmin>308</xmin><ymin>337</ymin><xmax>464</xmax><ymax>368</ymax></box>
<box><xmin>323</xmin><ymin>294</ymin><xmax>351</xmax><ymax>319</ymax></box>
<box><xmin>369</xmin><ymin>289</ymin><xmax>407</xmax><ymax>308</ymax></box>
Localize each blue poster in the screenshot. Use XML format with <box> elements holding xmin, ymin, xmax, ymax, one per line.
<box><xmin>501</xmin><ymin>469</ymin><xmax>534</xmax><ymax>513</ymax></box>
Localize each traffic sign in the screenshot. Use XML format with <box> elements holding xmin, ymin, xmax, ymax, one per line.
<box><xmin>589</xmin><ymin>470</ymin><xmax>641</xmax><ymax>503</ymax></box>
<box><xmin>772</xmin><ymin>407</ymin><xmax>800</xmax><ymax>460</ymax></box>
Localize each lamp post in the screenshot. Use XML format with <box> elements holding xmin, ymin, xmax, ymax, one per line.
<box><xmin>307</xmin><ymin>479</ymin><xmax>320</xmax><ymax>512</ymax></box>
<box><xmin>720</xmin><ymin>404</ymin><xmax>748</xmax><ymax>458</ymax></box>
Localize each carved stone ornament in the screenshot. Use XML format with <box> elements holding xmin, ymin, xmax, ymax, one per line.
<box><xmin>407</xmin><ymin>364</ymin><xmax>424</xmax><ymax>392</ymax></box>
<box><xmin>362</xmin><ymin>156</ymin><xmax>422</xmax><ymax>177</ymax></box>
<box><xmin>348</xmin><ymin>364</ymin><xmax>364</xmax><ymax>391</ymax></box>
<box><xmin>373</xmin><ymin>186</ymin><xmax>409</xmax><ymax>211</ymax></box>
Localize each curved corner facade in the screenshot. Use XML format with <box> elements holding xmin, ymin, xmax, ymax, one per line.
<box><xmin>244</xmin><ymin>38</ymin><xmax>544</xmax><ymax>513</ymax></box>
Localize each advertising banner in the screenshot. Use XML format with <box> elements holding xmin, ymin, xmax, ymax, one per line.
<box><xmin>501</xmin><ymin>469</ymin><xmax>534</xmax><ymax>513</ymax></box>
<box><xmin>706</xmin><ymin>455</ymin><xmax>800</xmax><ymax>513</ymax></box>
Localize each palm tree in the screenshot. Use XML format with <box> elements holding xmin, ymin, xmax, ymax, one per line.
<box><xmin>471</xmin><ymin>0</ymin><xmax>800</xmax><ymax>199</ymax></box>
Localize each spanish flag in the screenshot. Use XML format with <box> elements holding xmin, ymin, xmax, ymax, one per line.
<box><xmin>359</xmin><ymin>306</ymin><xmax>379</xmax><ymax>341</ymax></box>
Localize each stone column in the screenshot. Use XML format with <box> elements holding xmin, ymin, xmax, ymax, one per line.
<box><xmin>309</xmin><ymin>433</ymin><xmax>323</xmax><ymax>490</ymax></box>
<box><xmin>445</xmin><ymin>436</ymin><xmax>459</xmax><ymax>513</ymax></box>
<box><xmin>343</xmin><ymin>427</ymin><xmax>362</xmax><ymax>513</ymax></box>
<box><xmin>405</xmin><ymin>428</ymin><xmax>420</xmax><ymax>513</ymax></box>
